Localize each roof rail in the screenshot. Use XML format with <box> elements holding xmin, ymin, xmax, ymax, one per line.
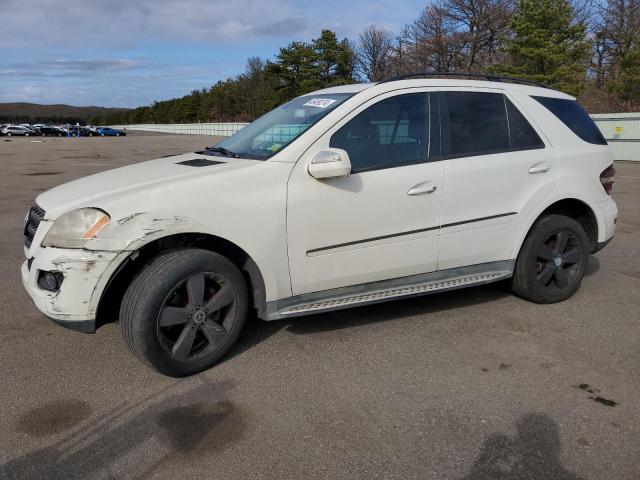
<box><xmin>378</xmin><ymin>72</ymin><xmax>548</xmax><ymax>88</ymax></box>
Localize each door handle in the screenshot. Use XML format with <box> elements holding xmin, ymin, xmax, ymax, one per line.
<box><xmin>408</xmin><ymin>182</ymin><xmax>437</xmax><ymax>196</ymax></box>
<box><xmin>528</xmin><ymin>162</ymin><xmax>550</xmax><ymax>174</ymax></box>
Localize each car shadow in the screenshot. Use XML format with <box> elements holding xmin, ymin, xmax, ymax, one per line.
<box><xmin>225</xmin><ymin>280</ymin><xmax>511</xmax><ymax>363</ymax></box>
<box><xmin>458</xmin><ymin>413</ymin><xmax>584</xmax><ymax>480</ymax></box>
<box><xmin>584</xmin><ymin>255</ymin><xmax>600</xmax><ymax>277</ymax></box>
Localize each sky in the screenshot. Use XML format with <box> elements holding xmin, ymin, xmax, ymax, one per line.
<box><xmin>0</xmin><ymin>0</ymin><xmax>426</xmax><ymax>108</ymax></box>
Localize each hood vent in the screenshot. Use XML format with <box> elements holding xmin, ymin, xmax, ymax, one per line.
<box><xmin>176</xmin><ymin>158</ymin><xmax>225</xmax><ymax>167</ymax></box>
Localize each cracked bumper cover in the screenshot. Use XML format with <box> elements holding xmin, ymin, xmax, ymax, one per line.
<box><xmin>21</xmin><ymin>247</ymin><xmax>127</xmax><ymax>333</ymax></box>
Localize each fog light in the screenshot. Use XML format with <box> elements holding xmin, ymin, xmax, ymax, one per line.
<box><xmin>37</xmin><ymin>270</ymin><xmax>64</xmax><ymax>292</ymax></box>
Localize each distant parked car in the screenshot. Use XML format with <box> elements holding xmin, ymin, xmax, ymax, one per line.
<box><xmin>38</xmin><ymin>126</ymin><xmax>66</xmax><ymax>137</ymax></box>
<box><xmin>96</xmin><ymin>127</ymin><xmax>126</xmax><ymax>137</ymax></box>
<box><xmin>68</xmin><ymin>126</ymin><xmax>96</xmax><ymax>137</ymax></box>
<box><xmin>2</xmin><ymin>125</ymin><xmax>35</xmax><ymax>136</ymax></box>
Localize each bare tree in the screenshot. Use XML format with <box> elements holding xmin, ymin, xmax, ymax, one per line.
<box><xmin>590</xmin><ymin>0</ymin><xmax>640</xmax><ymax>84</ymax></box>
<box><xmin>600</xmin><ymin>0</ymin><xmax>640</xmax><ymax>60</ymax></box>
<box><xmin>447</xmin><ymin>0</ymin><xmax>513</xmax><ymax>70</ymax></box>
<box><xmin>355</xmin><ymin>25</ymin><xmax>394</xmax><ymax>81</ymax></box>
<box><xmin>400</xmin><ymin>3</ymin><xmax>462</xmax><ymax>72</ymax></box>
<box><xmin>397</xmin><ymin>0</ymin><xmax>513</xmax><ymax>74</ymax></box>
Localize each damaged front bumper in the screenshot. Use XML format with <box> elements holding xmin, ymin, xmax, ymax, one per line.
<box><xmin>21</xmin><ymin>246</ymin><xmax>128</xmax><ymax>333</ymax></box>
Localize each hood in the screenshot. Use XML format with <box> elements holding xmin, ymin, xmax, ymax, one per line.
<box><xmin>37</xmin><ymin>152</ymin><xmax>260</xmax><ymax>219</ymax></box>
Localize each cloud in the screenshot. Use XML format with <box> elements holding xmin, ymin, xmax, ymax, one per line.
<box><xmin>0</xmin><ymin>0</ymin><xmax>425</xmax><ymax>106</ymax></box>
<box><xmin>0</xmin><ymin>0</ymin><xmax>311</xmax><ymax>47</ymax></box>
<box><xmin>0</xmin><ymin>59</ymin><xmax>141</xmax><ymax>77</ymax></box>
<box><xmin>0</xmin><ymin>0</ymin><xmax>420</xmax><ymax>47</ymax></box>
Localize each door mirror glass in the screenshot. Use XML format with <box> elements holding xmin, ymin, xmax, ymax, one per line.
<box><xmin>308</xmin><ymin>149</ymin><xmax>352</xmax><ymax>179</ymax></box>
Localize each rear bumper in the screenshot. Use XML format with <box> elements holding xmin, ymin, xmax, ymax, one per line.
<box><xmin>596</xmin><ymin>197</ymin><xmax>617</xmax><ymax>242</ymax></box>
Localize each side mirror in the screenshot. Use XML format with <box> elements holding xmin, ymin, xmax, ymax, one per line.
<box><xmin>307</xmin><ymin>149</ymin><xmax>352</xmax><ymax>179</ymax></box>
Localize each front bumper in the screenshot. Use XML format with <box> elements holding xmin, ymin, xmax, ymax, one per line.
<box><xmin>21</xmin><ymin>246</ymin><xmax>127</xmax><ymax>333</ymax></box>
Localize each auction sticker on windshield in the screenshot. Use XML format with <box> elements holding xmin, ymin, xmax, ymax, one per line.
<box><xmin>303</xmin><ymin>98</ymin><xmax>337</xmax><ymax>108</ymax></box>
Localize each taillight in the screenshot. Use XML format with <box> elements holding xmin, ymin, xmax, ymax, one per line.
<box><xmin>600</xmin><ymin>165</ymin><xmax>615</xmax><ymax>195</ymax></box>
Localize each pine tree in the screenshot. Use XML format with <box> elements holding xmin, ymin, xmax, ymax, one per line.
<box><xmin>614</xmin><ymin>45</ymin><xmax>640</xmax><ymax>107</ymax></box>
<box><xmin>495</xmin><ymin>0</ymin><xmax>590</xmax><ymax>95</ymax></box>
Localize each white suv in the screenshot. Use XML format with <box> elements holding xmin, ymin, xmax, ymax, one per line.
<box><xmin>21</xmin><ymin>75</ymin><xmax>618</xmax><ymax>376</ymax></box>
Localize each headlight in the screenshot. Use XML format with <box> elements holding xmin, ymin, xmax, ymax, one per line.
<box><xmin>42</xmin><ymin>208</ymin><xmax>110</xmax><ymax>248</ymax></box>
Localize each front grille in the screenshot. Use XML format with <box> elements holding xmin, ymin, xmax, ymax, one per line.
<box><xmin>24</xmin><ymin>205</ymin><xmax>45</xmax><ymax>248</ymax></box>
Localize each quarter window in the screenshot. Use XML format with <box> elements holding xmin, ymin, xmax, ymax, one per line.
<box><xmin>330</xmin><ymin>93</ymin><xmax>431</xmax><ymax>173</ymax></box>
<box><xmin>532</xmin><ymin>96</ymin><xmax>607</xmax><ymax>145</ymax></box>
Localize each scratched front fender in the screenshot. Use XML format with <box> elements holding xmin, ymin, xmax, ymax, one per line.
<box><xmin>85</xmin><ymin>210</ymin><xmax>199</xmax><ymax>251</ymax></box>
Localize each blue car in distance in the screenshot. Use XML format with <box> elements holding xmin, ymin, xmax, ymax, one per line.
<box><xmin>96</xmin><ymin>127</ymin><xmax>126</xmax><ymax>137</ymax></box>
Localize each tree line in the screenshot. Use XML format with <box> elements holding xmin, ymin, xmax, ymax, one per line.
<box><xmin>93</xmin><ymin>0</ymin><xmax>640</xmax><ymax>125</ymax></box>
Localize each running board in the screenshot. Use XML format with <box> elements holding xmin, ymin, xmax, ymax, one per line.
<box><xmin>264</xmin><ymin>260</ymin><xmax>515</xmax><ymax>320</ymax></box>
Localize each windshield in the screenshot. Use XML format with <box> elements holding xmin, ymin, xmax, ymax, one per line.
<box><xmin>210</xmin><ymin>93</ymin><xmax>354</xmax><ymax>159</ymax></box>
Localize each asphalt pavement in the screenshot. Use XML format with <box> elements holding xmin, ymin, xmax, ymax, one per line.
<box><xmin>0</xmin><ymin>133</ymin><xmax>638</xmax><ymax>479</ymax></box>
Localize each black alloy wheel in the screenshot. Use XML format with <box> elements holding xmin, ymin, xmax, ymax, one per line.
<box><xmin>157</xmin><ymin>272</ymin><xmax>237</xmax><ymax>362</ymax></box>
<box><xmin>511</xmin><ymin>214</ymin><xmax>589</xmax><ymax>304</ymax></box>
<box><xmin>535</xmin><ymin>229</ymin><xmax>583</xmax><ymax>292</ymax></box>
<box><xmin>120</xmin><ymin>249</ymin><xmax>249</xmax><ymax>377</ymax></box>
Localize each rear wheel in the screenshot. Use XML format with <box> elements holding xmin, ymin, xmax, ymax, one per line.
<box><xmin>120</xmin><ymin>249</ymin><xmax>249</xmax><ymax>377</ymax></box>
<box><xmin>511</xmin><ymin>214</ymin><xmax>589</xmax><ymax>303</ymax></box>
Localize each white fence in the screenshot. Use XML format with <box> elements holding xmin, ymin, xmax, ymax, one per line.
<box><xmin>112</xmin><ymin>123</ymin><xmax>248</xmax><ymax>136</ymax></box>
<box><xmin>116</xmin><ymin>113</ymin><xmax>640</xmax><ymax>161</ymax></box>
<box><xmin>592</xmin><ymin>113</ymin><xmax>640</xmax><ymax>162</ymax></box>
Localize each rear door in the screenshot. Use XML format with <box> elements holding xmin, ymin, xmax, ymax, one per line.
<box><xmin>436</xmin><ymin>88</ymin><xmax>558</xmax><ymax>270</ymax></box>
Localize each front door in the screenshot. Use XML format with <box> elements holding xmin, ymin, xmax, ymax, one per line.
<box><xmin>287</xmin><ymin>91</ymin><xmax>444</xmax><ymax>295</ymax></box>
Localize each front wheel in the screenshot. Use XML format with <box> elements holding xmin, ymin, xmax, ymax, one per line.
<box><xmin>120</xmin><ymin>249</ymin><xmax>249</xmax><ymax>377</ymax></box>
<box><xmin>511</xmin><ymin>214</ymin><xmax>589</xmax><ymax>304</ymax></box>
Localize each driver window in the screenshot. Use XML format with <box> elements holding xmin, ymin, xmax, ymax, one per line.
<box><xmin>329</xmin><ymin>93</ymin><xmax>431</xmax><ymax>174</ymax></box>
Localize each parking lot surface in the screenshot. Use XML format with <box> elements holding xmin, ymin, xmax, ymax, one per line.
<box><xmin>0</xmin><ymin>133</ymin><xmax>638</xmax><ymax>479</ymax></box>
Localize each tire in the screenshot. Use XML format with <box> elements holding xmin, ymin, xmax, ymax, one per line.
<box><xmin>25</xmin><ymin>133</ymin><xmax>29</xmax><ymax>137</ymax></box>
<box><xmin>511</xmin><ymin>214</ymin><xmax>589</xmax><ymax>304</ymax></box>
<box><xmin>120</xmin><ymin>249</ymin><xmax>249</xmax><ymax>377</ymax></box>
<box><xmin>6</xmin><ymin>133</ymin><xmax>11</xmax><ymax>137</ymax></box>
<box><xmin>101</xmin><ymin>133</ymin><xmax>105</xmax><ymax>136</ymax></box>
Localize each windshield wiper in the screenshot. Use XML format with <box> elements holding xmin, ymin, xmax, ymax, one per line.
<box><xmin>203</xmin><ymin>146</ymin><xmax>239</xmax><ymax>158</ymax></box>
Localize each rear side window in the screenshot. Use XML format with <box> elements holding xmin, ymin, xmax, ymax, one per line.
<box><xmin>532</xmin><ymin>96</ymin><xmax>607</xmax><ymax>145</ymax></box>
<box><xmin>505</xmin><ymin>98</ymin><xmax>544</xmax><ymax>149</ymax></box>
<box><xmin>440</xmin><ymin>92</ymin><xmax>510</xmax><ymax>157</ymax></box>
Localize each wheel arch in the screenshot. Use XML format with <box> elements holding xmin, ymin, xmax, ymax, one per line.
<box><xmin>512</xmin><ymin>198</ymin><xmax>600</xmax><ymax>260</ymax></box>
<box><xmin>95</xmin><ymin>232</ymin><xmax>267</xmax><ymax>329</ymax></box>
